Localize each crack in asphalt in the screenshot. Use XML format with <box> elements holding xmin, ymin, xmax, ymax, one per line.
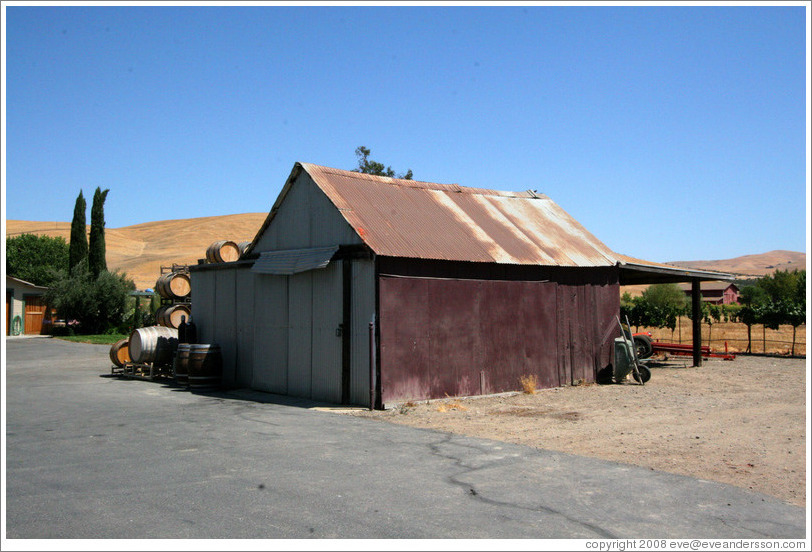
<box><xmin>427</xmin><ymin>433</ymin><xmax>617</xmax><ymax>538</ymax></box>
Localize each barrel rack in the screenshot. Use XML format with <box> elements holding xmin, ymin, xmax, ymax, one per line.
<box><xmin>112</xmin><ymin>361</ymin><xmax>174</xmax><ymax>382</ymax></box>
<box><xmin>158</xmin><ymin>264</ymin><xmax>192</xmax><ymax>308</ymax></box>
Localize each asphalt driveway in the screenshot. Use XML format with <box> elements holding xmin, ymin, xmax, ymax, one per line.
<box><xmin>3</xmin><ymin>337</ymin><xmax>807</xmax><ymax>540</ymax></box>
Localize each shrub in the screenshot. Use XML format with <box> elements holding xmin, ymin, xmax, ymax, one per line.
<box><xmin>45</xmin><ymin>266</ymin><xmax>135</xmax><ymax>334</ymax></box>
<box><xmin>519</xmin><ymin>374</ymin><xmax>538</xmax><ymax>394</ymax></box>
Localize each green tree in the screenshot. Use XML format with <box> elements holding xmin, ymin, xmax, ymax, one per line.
<box><xmin>88</xmin><ymin>187</ymin><xmax>110</xmax><ymax>279</ymax></box>
<box><xmin>641</xmin><ymin>283</ymin><xmax>688</xmax><ymax>334</ymax></box>
<box><xmin>45</xmin><ymin>265</ymin><xmax>135</xmax><ymax>334</ymax></box>
<box><xmin>6</xmin><ymin>234</ymin><xmax>70</xmax><ymax>286</ymax></box>
<box><xmin>69</xmin><ymin>190</ymin><xmax>88</xmax><ymax>271</ymax></box>
<box><xmin>757</xmin><ymin>269</ymin><xmax>803</xmax><ymax>304</ymax></box>
<box><xmin>737</xmin><ymin>270</ymin><xmax>806</xmax><ymax>354</ymax></box>
<box><xmin>353</xmin><ymin>146</ymin><xmax>413</xmax><ymax>180</ymax></box>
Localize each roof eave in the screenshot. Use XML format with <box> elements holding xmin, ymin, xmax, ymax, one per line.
<box><xmin>618</xmin><ymin>261</ymin><xmax>736</xmax><ymax>285</ymax></box>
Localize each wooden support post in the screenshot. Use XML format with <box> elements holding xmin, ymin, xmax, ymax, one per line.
<box><xmin>692</xmin><ymin>280</ymin><xmax>702</xmax><ymax>367</ymax></box>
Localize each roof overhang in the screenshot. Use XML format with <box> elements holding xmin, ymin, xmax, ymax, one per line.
<box><xmin>6</xmin><ymin>275</ymin><xmax>49</xmax><ymax>291</ymax></box>
<box><xmin>617</xmin><ymin>261</ymin><xmax>736</xmax><ymax>286</ymax></box>
<box><xmin>251</xmin><ymin>246</ymin><xmax>339</xmax><ymax>275</ymax></box>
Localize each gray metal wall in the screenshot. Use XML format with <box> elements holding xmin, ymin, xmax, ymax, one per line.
<box><xmin>191</xmin><ymin>258</ymin><xmax>376</xmax><ymax>406</ymax></box>
<box><xmin>253</xmin><ymin>172</ymin><xmax>363</xmax><ymax>252</ymax></box>
<box><xmin>251</xmin><ymin>271</ymin><xmax>288</xmax><ymax>394</ymax></box>
<box><xmin>189</xmin><ymin>169</ymin><xmax>375</xmax><ymax>405</ymax></box>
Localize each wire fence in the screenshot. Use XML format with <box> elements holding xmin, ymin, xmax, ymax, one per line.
<box><xmin>640</xmin><ymin>319</ymin><xmax>806</xmax><ymax>357</ymax></box>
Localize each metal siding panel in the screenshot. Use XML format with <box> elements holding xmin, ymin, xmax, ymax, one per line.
<box><xmin>253</xmin><ymin>172</ymin><xmax>310</xmax><ymax>252</ymax></box>
<box><xmin>350</xmin><ymin>259</ymin><xmax>376</xmax><ymax>406</ymax></box>
<box><xmin>253</xmin><ymin>173</ymin><xmax>362</xmax><ymax>253</ymax></box>
<box><xmin>310</xmin><ymin>262</ymin><xmax>343</xmax><ymax>404</ymax></box>
<box><xmin>478</xmin><ymin>280</ymin><xmax>559</xmax><ymax>392</ymax></box>
<box><xmin>380</xmin><ymin>276</ymin><xmax>561</xmax><ymax>403</ymax></box>
<box><xmin>190</xmin><ymin>270</ymin><xmax>216</xmax><ymax>344</ymax></box>
<box><xmin>215</xmin><ymin>270</ymin><xmax>237</xmax><ymax>385</ymax></box>
<box><xmin>557</xmin><ymin>286</ymin><xmax>573</xmax><ymax>386</ymax></box>
<box><xmin>235</xmin><ymin>270</ymin><xmax>255</xmax><ymax>388</ymax></box>
<box><xmin>572</xmin><ymin>285</ymin><xmax>588</xmax><ymax>383</ymax></box>
<box><xmin>287</xmin><ymin>271</ymin><xmax>312</xmax><ymax>398</ymax></box>
<box><xmin>521</xmin><ymin>281</ymin><xmax>560</xmax><ymax>389</ymax></box>
<box><xmin>379</xmin><ymin>277</ymin><xmax>432</xmax><ymax>404</ymax></box>
<box><xmin>251</xmin><ymin>274</ymin><xmax>288</xmax><ymax>394</ymax></box>
<box><xmin>428</xmin><ymin>279</ymin><xmax>480</xmax><ymax>398</ymax></box>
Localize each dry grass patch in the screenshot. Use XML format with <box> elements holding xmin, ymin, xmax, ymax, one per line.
<box><xmin>519</xmin><ymin>374</ymin><xmax>538</xmax><ymax>394</ymax></box>
<box><xmin>437</xmin><ymin>401</ymin><xmax>468</xmax><ymax>413</ymax></box>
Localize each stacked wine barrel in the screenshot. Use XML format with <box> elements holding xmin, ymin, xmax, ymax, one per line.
<box><xmin>155</xmin><ymin>270</ymin><xmax>192</xmax><ymax>329</ymax></box>
<box><xmin>206</xmin><ymin>240</ymin><xmax>241</xmax><ymax>263</ymax></box>
<box><xmin>129</xmin><ymin>326</ymin><xmax>179</xmax><ymax>366</ymax></box>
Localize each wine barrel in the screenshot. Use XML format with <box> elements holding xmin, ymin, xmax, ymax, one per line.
<box><xmin>174</xmin><ymin>343</ymin><xmax>191</xmax><ymax>385</ymax></box>
<box><xmin>129</xmin><ymin>326</ymin><xmax>179</xmax><ymax>366</ymax></box>
<box><xmin>237</xmin><ymin>241</ymin><xmax>251</xmax><ymax>257</ymax></box>
<box><xmin>160</xmin><ymin>304</ymin><xmax>192</xmax><ymax>329</ymax></box>
<box><xmin>156</xmin><ymin>272</ymin><xmax>191</xmax><ymax>300</ymax></box>
<box><xmin>154</xmin><ymin>305</ymin><xmax>169</xmax><ymax>327</ymax></box>
<box><xmin>206</xmin><ymin>240</ymin><xmax>240</xmax><ymax>263</ymax></box>
<box><xmin>109</xmin><ymin>338</ymin><xmax>131</xmax><ymax>367</ymax></box>
<box><xmin>188</xmin><ymin>343</ymin><xmax>223</xmax><ymax>390</ymax></box>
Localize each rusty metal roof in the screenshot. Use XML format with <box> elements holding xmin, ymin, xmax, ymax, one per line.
<box><xmin>246</xmin><ymin>162</ymin><xmax>735</xmax><ymax>280</ymax></box>
<box><xmin>300</xmin><ymin>163</ymin><xmax>621</xmax><ymax>267</ymax></box>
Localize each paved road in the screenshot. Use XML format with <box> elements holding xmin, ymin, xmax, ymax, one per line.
<box><xmin>3</xmin><ymin>337</ymin><xmax>806</xmax><ymax>540</ymax></box>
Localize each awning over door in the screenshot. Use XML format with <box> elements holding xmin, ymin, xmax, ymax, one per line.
<box><xmin>251</xmin><ymin>246</ymin><xmax>339</xmax><ymax>275</ymax></box>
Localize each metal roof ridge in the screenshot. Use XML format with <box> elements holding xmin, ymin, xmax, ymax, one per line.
<box><xmin>300</xmin><ymin>162</ymin><xmax>535</xmax><ymax>198</ymax></box>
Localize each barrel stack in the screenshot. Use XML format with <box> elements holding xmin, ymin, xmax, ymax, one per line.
<box><xmin>155</xmin><ymin>265</ymin><xmax>192</xmax><ymax>330</ymax></box>
<box><xmin>109</xmin><ymin>240</ymin><xmax>245</xmax><ymax>387</ymax></box>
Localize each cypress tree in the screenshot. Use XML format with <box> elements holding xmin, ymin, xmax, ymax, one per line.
<box><xmin>68</xmin><ymin>190</ymin><xmax>88</xmax><ymax>271</ymax></box>
<box><xmin>88</xmin><ymin>187</ymin><xmax>110</xmax><ymax>279</ymax></box>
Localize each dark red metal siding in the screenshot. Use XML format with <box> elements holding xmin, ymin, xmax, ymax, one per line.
<box><xmin>379</xmin><ymin>277</ymin><xmax>561</xmax><ymax>404</ymax></box>
<box><xmin>377</xmin><ymin>264</ymin><xmax>620</xmax><ymax>405</ymax></box>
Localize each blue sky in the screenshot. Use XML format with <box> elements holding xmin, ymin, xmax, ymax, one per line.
<box><xmin>3</xmin><ymin>2</ymin><xmax>809</xmax><ymax>263</ymax></box>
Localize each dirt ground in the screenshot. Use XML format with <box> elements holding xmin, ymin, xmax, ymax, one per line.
<box><xmin>345</xmin><ymin>355</ymin><xmax>808</xmax><ymax>507</ymax></box>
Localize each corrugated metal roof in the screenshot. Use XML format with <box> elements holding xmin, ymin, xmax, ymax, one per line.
<box><xmin>251</xmin><ymin>246</ymin><xmax>338</xmax><ymax>275</ymax></box>
<box><xmin>245</xmin><ymin>162</ymin><xmax>735</xmax><ymax>281</ymax></box>
<box><xmin>300</xmin><ymin>163</ymin><xmax>620</xmax><ymax>267</ymax></box>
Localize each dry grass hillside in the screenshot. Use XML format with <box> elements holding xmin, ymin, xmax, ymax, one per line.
<box><xmin>621</xmin><ymin>250</ymin><xmax>806</xmax><ymax>298</ymax></box>
<box><xmin>668</xmin><ymin>250</ymin><xmax>806</xmax><ymax>277</ymax></box>
<box><xmin>7</xmin><ymin>213</ymin><xmax>268</xmax><ymax>290</ymax></box>
<box><xmin>7</xmin><ymin>215</ymin><xmax>806</xmax><ymax>293</ymax></box>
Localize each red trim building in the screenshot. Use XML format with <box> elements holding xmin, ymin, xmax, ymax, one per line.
<box><xmin>678</xmin><ymin>281</ymin><xmax>740</xmax><ymax>304</ymax></box>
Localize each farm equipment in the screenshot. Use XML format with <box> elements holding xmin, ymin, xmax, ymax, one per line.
<box><xmin>614</xmin><ymin>316</ymin><xmax>651</xmax><ymax>384</ymax></box>
<box><xmin>650</xmin><ymin>341</ymin><xmax>736</xmax><ymax>361</ymax></box>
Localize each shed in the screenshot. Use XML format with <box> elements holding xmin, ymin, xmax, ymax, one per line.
<box><xmin>190</xmin><ymin>163</ymin><xmax>732</xmax><ymax>408</ymax></box>
<box><xmin>5</xmin><ymin>276</ymin><xmax>51</xmax><ymax>336</ymax></box>
<box><xmin>677</xmin><ymin>281</ymin><xmax>740</xmax><ymax>304</ymax></box>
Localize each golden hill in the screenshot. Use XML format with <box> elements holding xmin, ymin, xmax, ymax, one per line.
<box><xmin>6</xmin><ymin>213</ymin><xmax>268</xmax><ymax>290</ymax></box>
<box><xmin>667</xmin><ymin>250</ymin><xmax>807</xmax><ymax>277</ymax></box>
<box><xmin>7</xmin><ymin>215</ymin><xmax>806</xmax><ymax>292</ymax></box>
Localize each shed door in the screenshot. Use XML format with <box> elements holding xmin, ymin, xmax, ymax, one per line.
<box><xmin>310</xmin><ymin>260</ymin><xmax>344</xmax><ymax>404</ymax></box>
<box><xmin>24</xmin><ymin>295</ymin><xmax>47</xmax><ymax>335</ymax></box>
<box><xmin>282</xmin><ymin>260</ymin><xmax>344</xmax><ymax>404</ymax></box>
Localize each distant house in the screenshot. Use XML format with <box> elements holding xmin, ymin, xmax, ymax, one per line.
<box><xmin>5</xmin><ymin>276</ymin><xmax>52</xmax><ymax>336</ymax></box>
<box><xmin>677</xmin><ymin>281</ymin><xmax>740</xmax><ymax>305</ymax></box>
